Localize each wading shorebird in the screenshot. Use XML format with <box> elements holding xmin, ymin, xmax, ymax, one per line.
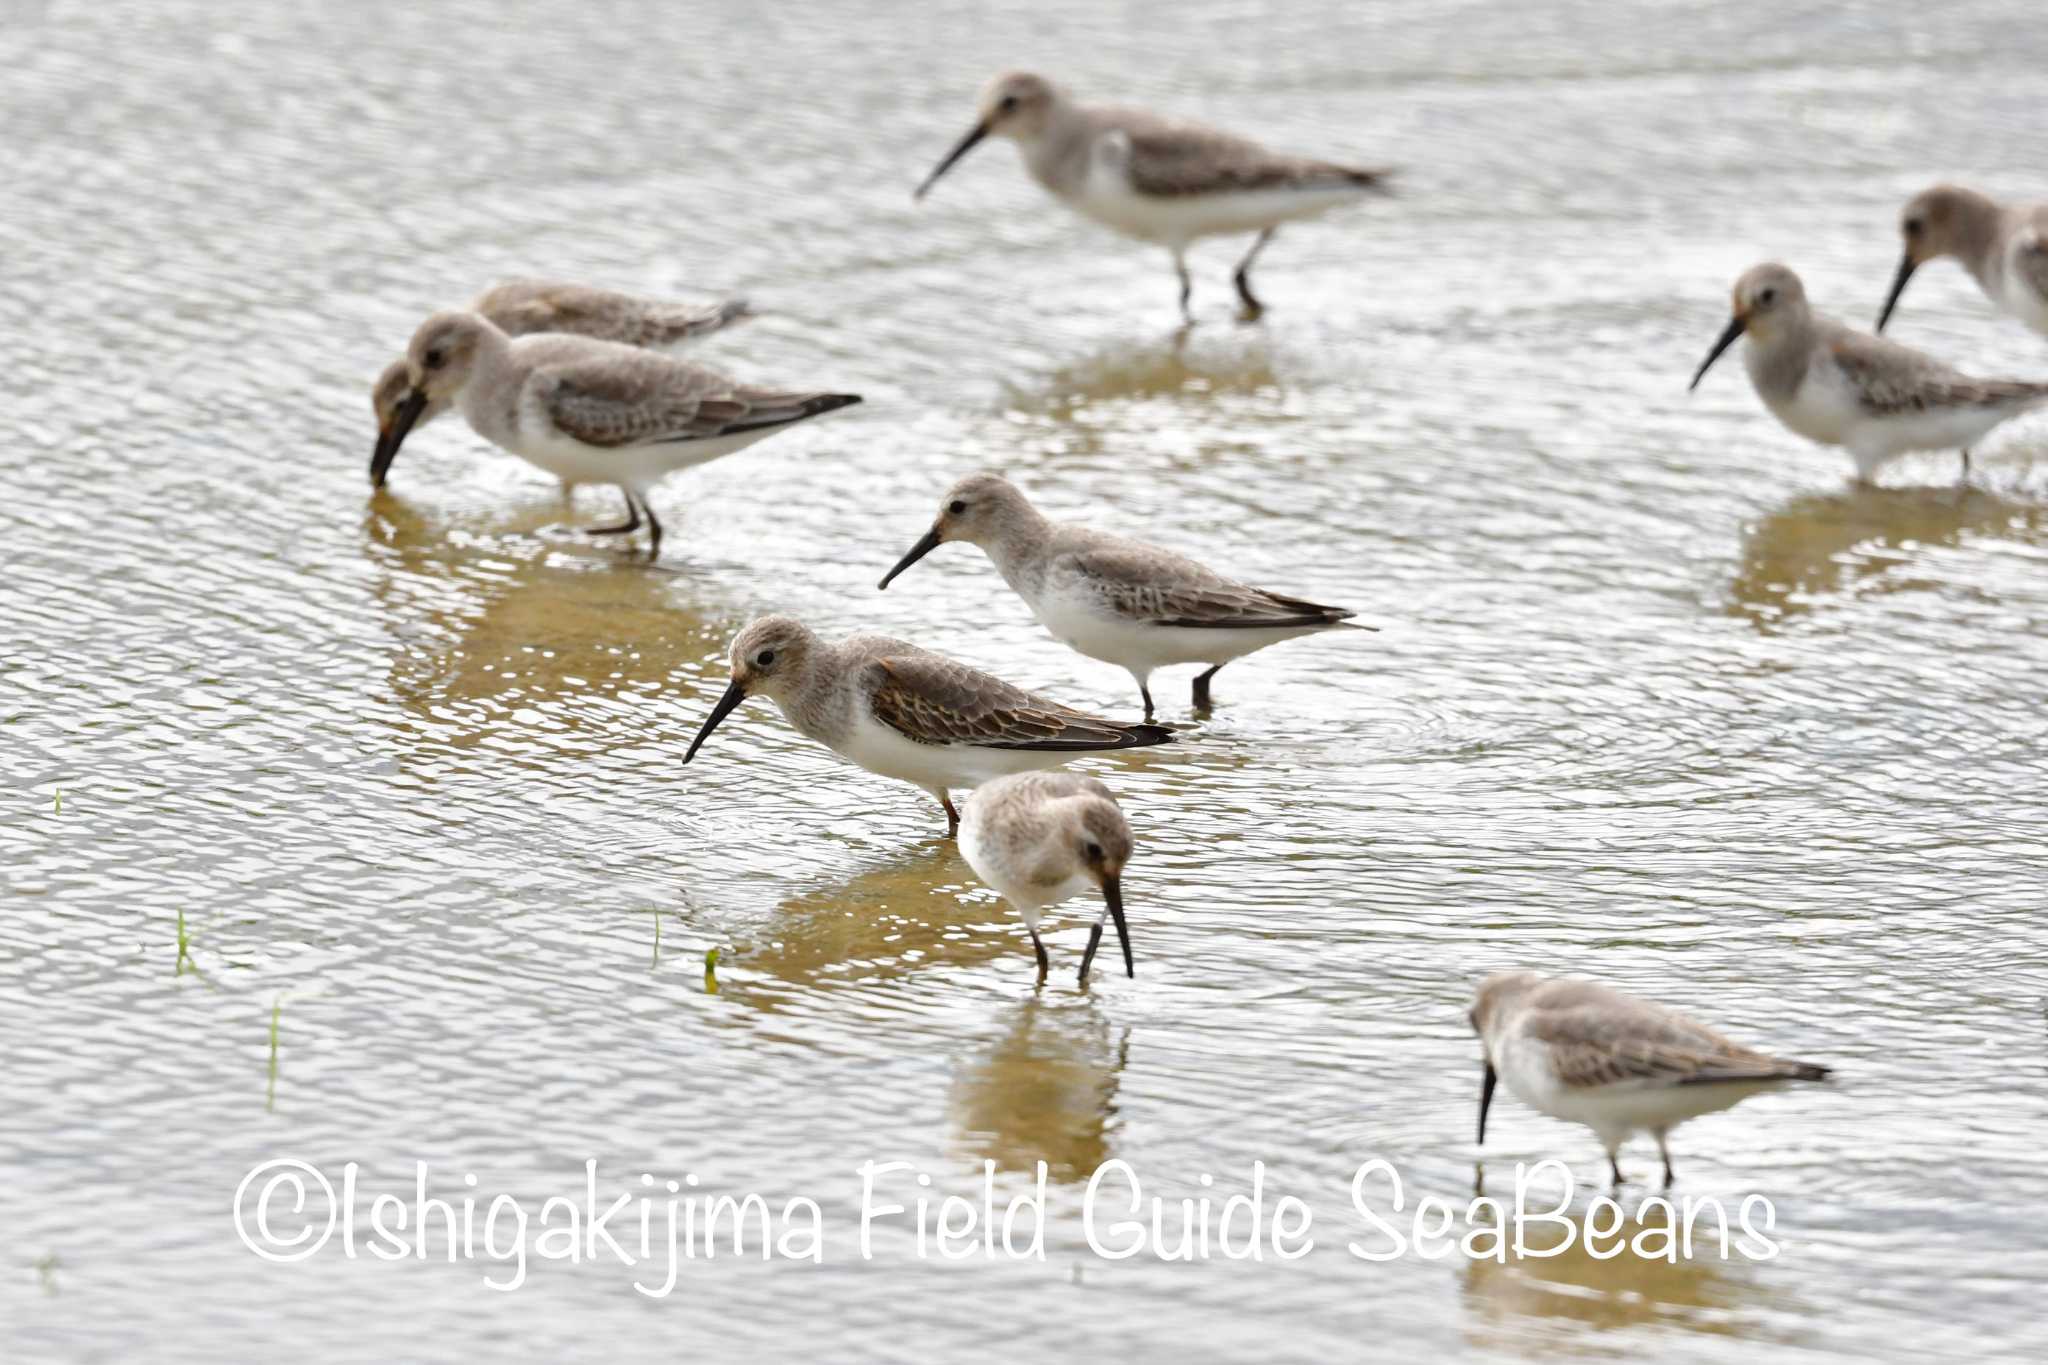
<box><xmin>1689</xmin><ymin>262</ymin><xmax>2048</xmax><ymax>483</ymax></box>
<box><xmin>372</xmin><ymin>280</ymin><xmax>751</xmax><ymax>487</ymax></box>
<box><xmin>371</xmin><ymin>312</ymin><xmax>859</xmax><ymax>559</ymax></box>
<box><xmin>959</xmin><ymin>771</ymin><xmax>1134</xmax><ymax>985</ymax></box>
<box><xmin>878</xmin><ymin>473</ymin><xmax>1365</xmax><ymax>718</ymax></box>
<box><xmin>1876</xmin><ymin>184</ymin><xmax>2048</xmax><ymax>339</ymax></box>
<box><xmin>1471</xmin><ymin>971</ymin><xmax>1833</xmax><ymax>1187</ymax></box>
<box><xmin>912</xmin><ymin>71</ymin><xmax>1390</xmax><ymax>323</ymax></box>
<box><xmin>681</xmin><ymin>616</ymin><xmax>1173</xmax><ymax>836</ymax></box>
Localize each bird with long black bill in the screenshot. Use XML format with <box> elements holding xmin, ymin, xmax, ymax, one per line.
<box><xmin>958</xmin><ymin>771</ymin><xmax>1136</xmax><ymax>985</ymax></box>
<box><xmin>372</xmin><ymin>311</ymin><xmax>858</xmax><ymax>559</ymax></box>
<box><xmin>914</xmin><ymin>70</ymin><xmax>1390</xmax><ymax>322</ymax></box>
<box><xmin>1875</xmin><ymin>183</ymin><xmax>2048</xmax><ymax>339</ymax></box>
<box><xmin>681</xmin><ymin>615</ymin><xmax>1173</xmax><ymax>836</ymax></box>
<box><xmin>1471</xmin><ymin>971</ymin><xmax>1832</xmax><ymax>1186</ymax></box>
<box><xmin>1689</xmin><ymin>262</ymin><xmax>2048</xmax><ymax>484</ymax></box>
<box><xmin>879</xmin><ymin>472</ymin><xmax>1365</xmax><ymax>718</ymax></box>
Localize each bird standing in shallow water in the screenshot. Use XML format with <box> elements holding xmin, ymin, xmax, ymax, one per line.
<box><xmin>958</xmin><ymin>771</ymin><xmax>1135</xmax><ymax>985</ymax></box>
<box><xmin>372</xmin><ymin>312</ymin><xmax>858</xmax><ymax>559</ymax></box>
<box><xmin>914</xmin><ymin>71</ymin><xmax>1390</xmax><ymax>323</ymax></box>
<box><xmin>879</xmin><ymin>473</ymin><xmax>1365</xmax><ymax>719</ymax></box>
<box><xmin>681</xmin><ymin>615</ymin><xmax>1173</xmax><ymax>836</ymax></box>
<box><xmin>1690</xmin><ymin>262</ymin><xmax>2048</xmax><ymax>484</ymax></box>
<box><xmin>371</xmin><ymin>279</ymin><xmax>751</xmax><ymax>492</ymax></box>
<box><xmin>1471</xmin><ymin>971</ymin><xmax>1833</xmax><ymax>1187</ymax></box>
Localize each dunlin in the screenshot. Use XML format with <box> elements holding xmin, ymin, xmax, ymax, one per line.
<box><xmin>878</xmin><ymin>473</ymin><xmax>1364</xmax><ymax>718</ymax></box>
<box><xmin>1471</xmin><ymin>971</ymin><xmax>1832</xmax><ymax>1186</ymax></box>
<box><xmin>371</xmin><ymin>312</ymin><xmax>858</xmax><ymax>558</ymax></box>
<box><xmin>371</xmin><ymin>280</ymin><xmax>750</xmax><ymax>472</ymax></box>
<box><xmin>1690</xmin><ymin>262</ymin><xmax>2048</xmax><ymax>483</ymax></box>
<box><xmin>913</xmin><ymin>71</ymin><xmax>1389</xmax><ymax>322</ymax></box>
<box><xmin>959</xmin><ymin>771</ymin><xmax>1134</xmax><ymax>985</ymax></box>
<box><xmin>681</xmin><ymin>616</ymin><xmax>1173</xmax><ymax>835</ymax></box>
<box><xmin>1876</xmin><ymin>184</ymin><xmax>2048</xmax><ymax>338</ymax></box>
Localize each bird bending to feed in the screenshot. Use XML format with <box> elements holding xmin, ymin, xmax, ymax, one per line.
<box><xmin>681</xmin><ymin>615</ymin><xmax>1173</xmax><ymax>836</ymax></box>
<box><xmin>371</xmin><ymin>279</ymin><xmax>752</xmax><ymax>489</ymax></box>
<box><xmin>1471</xmin><ymin>971</ymin><xmax>1832</xmax><ymax>1186</ymax></box>
<box><xmin>879</xmin><ymin>473</ymin><xmax>1365</xmax><ymax>719</ymax></box>
<box><xmin>913</xmin><ymin>71</ymin><xmax>1390</xmax><ymax>322</ymax></box>
<box><xmin>959</xmin><ymin>771</ymin><xmax>1134</xmax><ymax>985</ymax></box>
<box><xmin>1876</xmin><ymin>184</ymin><xmax>2048</xmax><ymax>338</ymax></box>
<box><xmin>1689</xmin><ymin>262</ymin><xmax>2048</xmax><ymax>484</ymax></box>
<box><xmin>370</xmin><ymin>312</ymin><xmax>859</xmax><ymax>559</ymax></box>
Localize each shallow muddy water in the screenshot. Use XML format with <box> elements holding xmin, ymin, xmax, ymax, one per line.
<box><xmin>4</xmin><ymin>1</ymin><xmax>2047</xmax><ymax>1361</ymax></box>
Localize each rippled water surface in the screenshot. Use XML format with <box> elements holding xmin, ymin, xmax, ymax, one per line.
<box><xmin>6</xmin><ymin>2</ymin><xmax>2048</xmax><ymax>1360</ymax></box>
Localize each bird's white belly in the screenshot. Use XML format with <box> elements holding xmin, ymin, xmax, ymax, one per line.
<box><xmin>1032</xmin><ymin>585</ymin><xmax>1318</xmax><ymax>677</ymax></box>
<box><xmin>1499</xmin><ymin>1037</ymin><xmax>1777</xmax><ymax>1143</ymax></box>
<box><xmin>830</xmin><ymin>707</ymin><xmax>1073</xmax><ymax>793</ymax></box>
<box><xmin>1069</xmin><ymin>168</ymin><xmax>1366</xmax><ymax>248</ymax></box>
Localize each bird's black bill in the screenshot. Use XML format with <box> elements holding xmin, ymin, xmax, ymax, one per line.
<box><xmin>682</xmin><ymin>679</ymin><xmax>750</xmax><ymax>764</ymax></box>
<box><xmin>913</xmin><ymin>122</ymin><xmax>988</xmax><ymax>201</ymax></box>
<box><xmin>1076</xmin><ymin>873</ymin><xmax>1134</xmax><ymax>983</ymax></box>
<box><xmin>1875</xmin><ymin>253</ymin><xmax>1918</xmax><ymax>334</ymax></box>
<box><xmin>370</xmin><ymin>388</ymin><xmax>429</xmax><ymax>489</ymax></box>
<box><xmin>1688</xmin><ymin>315</ymin><xmax>1746</xmax><ymax>392</ymax></box>
<box><xmin>1105</xmin><ymin>873</ymin><xmax>1133</xmax><ymax>978</ymax></box>
<box><xmin>877</xmin><ymin>526</ymin><xmax>943</xmax><ymax>590</ymax></box>
<box><xmin>1477</xmin><ymin>1061</ymin><xmax>1498</xmax><ymax>1145</ymax></box>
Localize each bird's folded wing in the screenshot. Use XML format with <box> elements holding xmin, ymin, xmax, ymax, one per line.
<box><xmin>1070</xmin><ymin>547</ymin><xmax>1352</xmax><ymax>629</ymax></box>
<box><xmin>866</xmin><ymin>655</ymin><xmax>1145</xmax><ymax>751</ymax></box>
<box><xmin>544</xmin><ymin>357</ymin><xmax>830</xmax><ymax>448</ymax></box>
<box><xmin>1117</xmin><ymin>114</ymin><xmax>1383</xmax><ymax>198</ymax></box>
<box><xmin>1534</xmin><ymin>1008</ymin><xmax>1815</xmax><ymax>1090</ymax></box>
<box><xmin>1832</xmin><ymin>335</ymin><xmax>2048</xmax><ymax>416</ymax></box>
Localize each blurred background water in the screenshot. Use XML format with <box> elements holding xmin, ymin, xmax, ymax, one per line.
<box><xmin>3</xmin><ymin>1</ymin><xmax>2047</xmax><ymax>1360</ymax></box>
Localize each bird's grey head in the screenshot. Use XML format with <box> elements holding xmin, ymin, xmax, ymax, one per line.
<box><xmin>1469</xmin><ymin>971</ymin><xmax>1544</xmax><ymax>1047</ymax></box>
<box><xmin>976</xmin><ymin>71</ymin><xmax>1060</xmax><ymax>140</ymax></box>
<box><xmin>1069</xmin><ymin>795</ymin><xmax>1133</xmax><ymax>883</ymax></box>
<box><xmin>404</xmin><ymin>311</ymin><xmax>493</xmax><ymax>402</ymax></box>
<box><xmin>1898</xmin><ymin>184</ymin><xmax>1995</xmax><ymax>266</ymax></box>
<box><xmin>726</xmin><ymin>615</ymin><xmax>820</xmax><ymax>700</ymax></box>
<box><xmin>913</xmin><ymin>72</ymin><xmax>1062</xmax><ymax>200</ymax></box>
<box><xmin>877</xmin><ymin>472</ymin><xmax>1037</xmax><ymax>590</ymax></box>
<box><xmin>1689</xmin><ymin>262</ymin><xmax>1807</xmax><ymax>391</ymax></box>
<box><xmin>1729</xmin><ymin>262</ymin><xmax>1807</xmax><ymax>336</ymax></box>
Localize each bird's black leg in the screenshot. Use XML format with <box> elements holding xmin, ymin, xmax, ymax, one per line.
<box><xmin>1138</xmin><ymin>683</ymin><xmax>1156</xmax><ymax>720</ymax></box>
<box><xmin>1030</xmin><ymin>928</ymin><xmax>1050</xmax><ymax>985</ymax></box>
<box><xmin>1078</xmin><ymin>919</ymin><xmax>1105</xmax><ymax>985</ymax></box>
<box><xmin>1961</xmin><ymin>447</ymin><xmax>1972</xmax><ymax>482</ymax></box>
<box><xmin>586</xmin><ymin>486</ymin><xmax>642</xmax><ymax>535</ymax></box>
<box><xmin>641</xmin><ymin>495</ymin><xmax>663</xmax><ymax>560</ymax></box>
<box><xmin>1233</xmin><ymin>228</ymin><xmax>1275</xmax><ymax>320</ymax></box>
<box><xmin>1173</xmin><ymin>252</ymin><xmax>1193</xmax><ymax>324</ymax></box>
<box><xmin>1192</xmin><ymin>664</ymin><xmax>1223</xmax><ymax>711</ymax></box>
<box><xmin>941</xmin><ymin>792</ymin><xmax>960</xmax><ymax>838</ymax></box>
<box><xmin>1655</xmin><ymin>1131</ymin><xmax>1675</xmax><ymax>1188</ymax></box>
<box><xmin>1609</xmin><ymin>1152</ymin><xmax>1624</xmax><ymax>1187</ymax></box>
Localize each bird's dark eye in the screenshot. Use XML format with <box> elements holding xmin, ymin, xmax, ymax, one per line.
<box><xmin>1085</xmin><ymin>841</ymin><xmax>1103</xmax><ymax>859</ymax></box>
<box><xmin>998</xmin><ymin>95</ymin><xmax>1019</xmax><ymax>113</ymax></box>
<box><xmin>1904</xmin><ymin>218</ymin><xmax>1923</xmax><ymax>237</ymax></box>
<box><xmin>756</xmin><ymin>649</ymin><xmax>776</xmax><ymax>667</ymax></box>
<box><xmin>948</xmin><ymin>499</ymin><xmax>967</xmax><ymax>515</ymax></box>
<box><xmin>424</xmin><ymin>348</ymin><xmax>447</xmax><ymax>370</ymax></box>
<box><xmin>1758</xmin><ymin>288</ymin><xmax>1776</xmax><ymax>306</ymax></box>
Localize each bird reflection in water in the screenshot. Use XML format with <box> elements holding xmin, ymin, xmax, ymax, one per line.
<box><xmin>949</xmin><ymin>996</ymin><xmax>1129</xmax><ymax>1182</ymax></box>
<box><xmin>1729</xmin><ymin>484</ymin><xmax>2046</xmax><ymax>630</ymax></box>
